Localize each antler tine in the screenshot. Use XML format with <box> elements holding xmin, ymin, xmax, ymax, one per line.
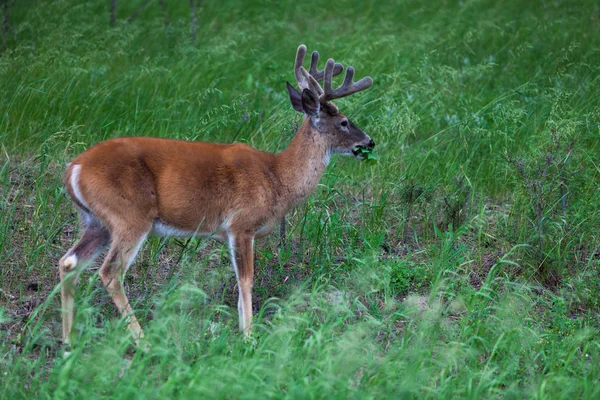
<box><xmin>322</xmin><ymin>58</ymin><xmax>336</xmax><ymax>100</ymax></box>
<box><xmin>294</xmin><ymin>45</ymin><xmax>309</xmax><ymax>90</ymax></box>
<box><xmin>309</xmin><ymin>51</ymin><xmax>343</xmax><ymax>82</ymax></box>
<box><xmin>321</xmin><ymin>58</ymin><xmax>373</xmax><ymax>104</ymax></box>
<box><xmin>301</xmin><ymin>68</ymin><xmax>324</xmax><ymax>96</ymax></box>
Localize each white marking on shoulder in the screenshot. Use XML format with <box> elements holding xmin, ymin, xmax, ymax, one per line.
<box><xmin>221</xmin><ymin>213</ymin><xmax>236</xmax><ymax>231</ymax></box>
<box><xmin>63</xmin><ymin>254</ymin><xmax>78</xmax><ymax>270</ymax></box>
<box><xmin>220</xmin><ymin>210</ymin><xmax>244</xmax><ymax>233</ymax></box>
<box><xmin>70</xmin><ymin>165</ymin><xmax>89</xmax><ymax>209</ymax></box>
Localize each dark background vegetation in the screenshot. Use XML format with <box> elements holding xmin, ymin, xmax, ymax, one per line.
<box><xmin>1</xmin><ymin>0</ymin><xmax>599</xmax><ymax>398</ymax></box>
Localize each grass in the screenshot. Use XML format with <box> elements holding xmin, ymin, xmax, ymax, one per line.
<box><xmin>1</xmin><ymin>0</ymin><xmax>599</xmax><ymax>398</ymax></box>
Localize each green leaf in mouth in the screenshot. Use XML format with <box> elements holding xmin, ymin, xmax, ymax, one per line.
<box><xmin>354</xmin><ymin>146</ymin><xmax>378</xmax><ymax>163</ymax></box>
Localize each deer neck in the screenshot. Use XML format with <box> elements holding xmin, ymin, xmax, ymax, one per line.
<box><xmin>276</xmin><ymin>118</ymin><xmax>330</xmax><ymax>208</ymax></box>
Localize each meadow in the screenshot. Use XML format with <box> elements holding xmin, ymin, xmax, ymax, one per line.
<box><xmin>1</xmin><ymin>0</ymin><xmax>599</xmax><ymax>398</ymax></box>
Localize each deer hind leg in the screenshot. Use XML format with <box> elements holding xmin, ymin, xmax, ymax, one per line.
<box><xmin>98</xmin><ymin>229</ymin><xmax>149</xmax><ymax>347</ymax></box>
<box><xmin>227</xmin><ymin>233</ymin><xmax>255</xmax><ymax>335</ymax></box>
<box><xmin>59</xmin><ymin>216</ymin><xmax>111</xmax><ymax>346</ymax></box>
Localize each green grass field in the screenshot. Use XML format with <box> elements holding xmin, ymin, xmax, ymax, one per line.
<box><xmin>1</xmin><ymin>0</ymin><xmax>599</xmax><ymax>398</ymax></box>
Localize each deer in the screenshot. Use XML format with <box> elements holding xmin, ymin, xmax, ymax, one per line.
<box><xmin>58</xmin><ymin>44</ymin><xmax>375</xmax><ymax>349</ymax></box>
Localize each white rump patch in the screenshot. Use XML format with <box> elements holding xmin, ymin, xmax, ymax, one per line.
<box><xmin>70</xmin><ymin>165</ymin><xmax>89</xmax><ymax>209</ymax></box>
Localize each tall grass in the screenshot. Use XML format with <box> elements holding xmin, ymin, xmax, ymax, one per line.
<box><xmin>1</xmin><ymin>0</ymin><xmax>599</xmax><ymax>398</ymax></box>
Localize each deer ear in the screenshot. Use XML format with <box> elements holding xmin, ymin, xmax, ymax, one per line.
<box><xmin>286</xmin><ymin>82</ymin><xmax>303</xmax><ymax>113</ymax></box>
<box><xmin>301</xmin><ymin>89</ymin><xmax>320</xmax><ymax>116</ymax></box>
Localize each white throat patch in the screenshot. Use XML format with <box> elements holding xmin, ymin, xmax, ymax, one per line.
<box><xmin>323</xmin><ymin>149</ymin><xmax>331</xmax><ymax>166</ymax></box>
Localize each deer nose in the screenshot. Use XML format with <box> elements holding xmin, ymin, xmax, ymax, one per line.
<box><xmin>368</xmin><ymin>139</ymin><xmax>375</xmax><ymax>149</ymax></box>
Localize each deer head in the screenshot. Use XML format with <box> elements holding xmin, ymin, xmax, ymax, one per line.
<box><xmin>286</xmin><ymin>45</ymin><xmax>375</xmax><ymax>159</ymax></box>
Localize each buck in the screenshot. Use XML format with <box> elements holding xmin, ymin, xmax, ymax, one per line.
<box><xmin>58</xmin><ymin>44</ymin><xmax>374</xmax><ymax>347</ymax></box>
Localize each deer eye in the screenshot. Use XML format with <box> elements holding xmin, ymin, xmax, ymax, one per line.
<box><xmin>341</xmin><ymin>120</ymin><xmax>348</xmax><ymax>128</ymax></box>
